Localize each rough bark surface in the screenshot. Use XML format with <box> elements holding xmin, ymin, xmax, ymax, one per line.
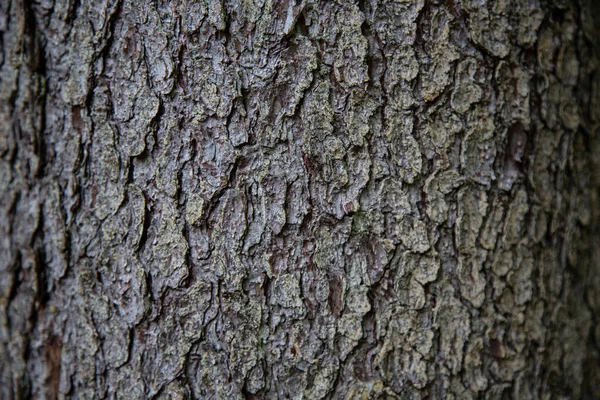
<box><xmin>1</xmin><ymin>0</ymin><xmax>600</xmax><ymax>398</ymax></box>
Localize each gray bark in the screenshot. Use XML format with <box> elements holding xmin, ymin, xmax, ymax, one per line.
<box><xmin>1</xmin><ymin>0</ymin><xmax>600</xmax><ymax>398</ymax></box>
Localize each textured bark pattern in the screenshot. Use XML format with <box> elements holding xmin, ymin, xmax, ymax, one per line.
<box><xmin>1</xmin><ymin>0</ymin><xmax>600</xmax><ymax>398</ymax></box>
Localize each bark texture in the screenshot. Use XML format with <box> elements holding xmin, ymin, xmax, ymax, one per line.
<box><xmin>1</xmin><ymin>0</ymin><xmax>600</xmax><ymax>398</ymax></box>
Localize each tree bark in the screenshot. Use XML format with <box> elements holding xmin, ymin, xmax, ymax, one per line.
<box><xmin>1</xmin><ymin>0</ymin><xmax>600</xmax><ymax>398</ymax></box>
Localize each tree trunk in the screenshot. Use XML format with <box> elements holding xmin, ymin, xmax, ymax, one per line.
<box><xmin>1</xmin><ymin>0</ymin><xmax>599</xmax><ymax>398</ymax></box>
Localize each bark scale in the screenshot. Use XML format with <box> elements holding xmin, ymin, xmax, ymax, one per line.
<box><xmin>1</xmin><ymin>0</ymin><xmax>599</xmax><ymax>398</ymax></box>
